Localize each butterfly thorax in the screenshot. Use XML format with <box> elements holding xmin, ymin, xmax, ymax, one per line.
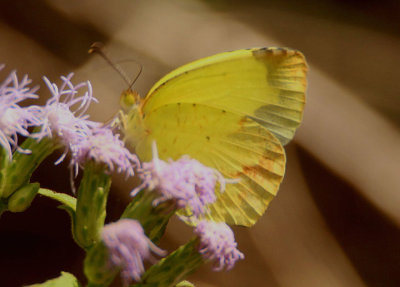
<box><xmin>120</xmin><ymin>89</ymin><xmax>147</xmax><ymax>150</ymax></box>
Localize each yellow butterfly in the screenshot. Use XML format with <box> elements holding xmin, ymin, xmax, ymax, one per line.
<box><xmin>121</xmin><ymin>47</ymin><xmax>307</xmax><ymax>226</ymax></box>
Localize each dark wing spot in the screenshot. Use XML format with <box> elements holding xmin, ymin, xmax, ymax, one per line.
<box><xmin>222</xmin><ymin>110</ymin><xmax>226</xmax><ymax>113</ymax></box>
<box><xmin>206</xmin><ymin>136</ymin><xmax>210</xmax><ymax>141</ymax></box>
<box><xmin>193</xmin><ymin>103</ymin><xmax>197</xmax><ymax>107</ymax></box>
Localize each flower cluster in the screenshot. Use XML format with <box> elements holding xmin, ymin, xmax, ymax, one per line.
<box><xmin>69</xmin><ymin>126</ymin><xmax>139</xmax><ymax>177</ymax></box>
<box><xmin>130</xmin><ymin>143</ymin><xmax>244</xmax><ymax>276</ymax></box>
<box><xmin>101</xmin><ymin>219</ymin><xmax>166</xmax><ymax>286</ymax></box>
<box><xmin>194</xmin><ymin>220</ymin><xmax>244</xmax><ymax>271</ymax></box>
<box><xmin>0</xmin><ymin>65</ymin><xmax>40</xmax><ymax>159</ymax></box>
<box><xmin>0</xmin><ymin>69</ymin><xmax>138</xmax><ymax>176</ymax></box>
<box><xmin>31</xmin><ymin>73</ymin><xmax>100</xmax><ymax>162</ymax></box>
<box><xmin>0</xmin><ymin>65</ymin><xmax>246</xmax><ymax>286</ymax></box>
<box><xmin>132</xmin><ymin>142</ymin><xmax>229</xmax><ymax>216</ymax></box>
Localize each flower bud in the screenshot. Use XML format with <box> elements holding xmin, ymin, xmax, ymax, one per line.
<box><xmin>7</xmin><ymin>182</ymin><xmax>39</xmax><ymax>212</ymax></box>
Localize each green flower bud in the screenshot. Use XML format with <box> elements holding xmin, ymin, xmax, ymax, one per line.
<box><xmin>8</xmin><ymin>182</ymin><xmax>39</xmax><ymax>212</ymax></box>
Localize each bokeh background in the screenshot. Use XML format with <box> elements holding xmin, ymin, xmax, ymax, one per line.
<box><xmin>0</xmin><ymin>0</ymin><xmax>400</xmax><ymax>286</ymax></box>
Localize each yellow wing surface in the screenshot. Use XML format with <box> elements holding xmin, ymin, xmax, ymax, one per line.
<box><xmin>127</xmin><ymin>47</ymin><xmax>307</xmax><ymax>226</ymax></box>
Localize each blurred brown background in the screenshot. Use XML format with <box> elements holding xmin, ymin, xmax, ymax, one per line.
<box><xmin>0</xmin><ymin>0</ymin><xmax>400</xmax><ymax>286</ymax></box>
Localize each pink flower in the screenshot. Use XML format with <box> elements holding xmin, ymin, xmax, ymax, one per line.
<box><xmin>31</xmin><ymin>73</ymin><xmax>99</xmax><ymax>158</ymax></box>
<box><xmin>25</xmin><ymin>73</ymin><xmax>139</xmax><ymax>176</ymax></box>
<box><xmin>101</xmin><ymin>219</ymin><xmax>166</xmax><ymax>285</ymax></box>
<box><xmin>194</xmin><ymin>220</ymin><xmax>244</xmax><ymax>271</ymax></box>
<box><xmin>132</xmin><ymin>142</ymin><xmax>229</xmax><ymax>217</ymax></box>
<box><xmin>69</xmin><ymin>126</ymin><xmax>139</xmax><ymax>177</ymax></box>
<box><xmin>0</xmin><ymin>65</ymin><xmax>40</xmax><ymax>159</ymax></box>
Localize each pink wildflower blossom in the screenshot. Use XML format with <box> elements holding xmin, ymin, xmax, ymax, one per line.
<box><xmin>101</xmin><ymin>219</ymin><xmax>166</xmax><ymax>285</ymax></box>
<box><xmin>0</xmin><ymin>65</ymin><xmax>40</xmax><ymax>159</ymax></box>
<box><xmin>194</xmin><ymin>220</ymin><xmax>244</xmax><ymax>271</ymax></box>
<box><xmin>132</xmin><ymin>142</ymin><xmax>230</xmax><ymax>217</ymax></box>
<box><xmin>69</xmin><ymin>126</ymin><xmax>139</xmax><ymax>177</ymax></box>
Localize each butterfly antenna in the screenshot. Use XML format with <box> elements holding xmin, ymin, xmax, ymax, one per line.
<box><xmin>89</xmin><ymin>42</ymin><xmax>143</xmax><ymax>91</ymax></box>
<box><xmin>89</xmin><ymin>42</ymin><xmax>131</xmax><ymax>88</ymax></box>
<box><xmin>129</xmin><ymin>61</ymin><xmax>143</xmax><ymax>91</ymax></box>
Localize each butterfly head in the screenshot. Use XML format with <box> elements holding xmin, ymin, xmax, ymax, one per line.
<box><xmin>119</xmin><ymin>88</ymin><xmax>147</xmax><ymax>150</ymax></box>
<box><xmin>120</xmin><ymin>89</ymin><xmax>142</xmax><ymax>112</ymax></box>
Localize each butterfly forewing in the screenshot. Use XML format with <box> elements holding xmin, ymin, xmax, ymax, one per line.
<box><xmin>142</xmin><ymin>47</ymin><xmax>307</xmax><ymax>145</ymax></box>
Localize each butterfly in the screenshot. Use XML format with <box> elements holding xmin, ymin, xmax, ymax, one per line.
<box><xmin>121</xmin><ymin>47</ymin><xmax>307</xmax><ymax>226</ymax></box>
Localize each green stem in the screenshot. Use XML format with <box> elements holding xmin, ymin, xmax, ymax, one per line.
<box><xmin>122</xmin><ymin>190</ymin><xmax>175</xmax><ymax>243</ymax></box>
<box><xmin>0</xmin><ymin>136</ymin><xmax>58</xmax><ymax>198</ymax></box>
<box><xmin>0</xmin><ymin>198</ymin><xmax>8</xmax><ymax>217</ymax></box>
<box><xmin>84</xmin><ymin>242</ymin><xmax>117</xmax><ymax>287</ymax></box>
<box><xmin>75</xmin><ymin>161</ymin><xmax>111</xmax><ymax>250</ymax></box>
<box><xmin>135</xmin><ymin>238</ymin><xmax>204</xmax><ymax>287</ymax></box>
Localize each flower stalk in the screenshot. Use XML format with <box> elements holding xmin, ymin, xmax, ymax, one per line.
<box><xmin>75</xmin><ymin>161</ymin><xmax>111</xmax><ymax>250</ymax></box>
<box><xmin>137</xmin><ymin>238</ymin><xmax>204</xmax><ymax>287</ymax></box>
<box><xmin>0</xmin><ymin>135</ymin><xmax>58</xmax><ymax>198</ymax></box>
<box><xmin>122</xmin><ymin>190</ymin><xmax>175</xmax><ymax>243</ymax></box>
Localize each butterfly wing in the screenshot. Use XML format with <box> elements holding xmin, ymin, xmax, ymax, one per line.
<box><xmin>129</xmin><ymin>47</ymin><xmax>307</xmax><ymax>226</ymax></box>
<box><xmin>143</xmin><ymin>47</ymin><xmax>307</xmax><ymax>145</ymax></box>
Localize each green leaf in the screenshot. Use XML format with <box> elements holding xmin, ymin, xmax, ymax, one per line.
<box><xmin>25</xmin><ymin>271</ymin><xmax>81</xmax><ymax>287</ymax></box>
<box><xmin>38</xmin><ymin>188</ymin><xmax>77</xmax><ymax>211</ymax></box>
<box><xmin>134</xmin><ymin>238</ymin><xmax>204</xmax><ymax>287</ymax></box>
<box><xmin>122</xmin><ymin>190</ymin><xmax>174</xmax><ymax>243</ymax></box>
<box><xmin>176</xmin><ymin>280</ymin><xmax>195</xmax><ymax>287</ymax></box>
<box><xmin>38</xmin><ymin>188</ymin><xmax>78</xmax><ymax>244</ymax></box>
